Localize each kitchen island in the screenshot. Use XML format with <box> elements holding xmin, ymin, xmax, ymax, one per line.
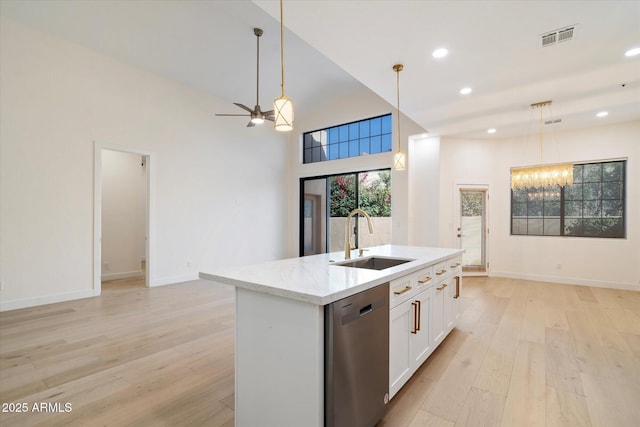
<box><xmin>200</xmin><ymin>245</ymin><xmax>464</xmax><ymax>427</ymax></box>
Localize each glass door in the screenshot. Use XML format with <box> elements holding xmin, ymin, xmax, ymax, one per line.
<box><xmin>300</xmin><ymin>169</ymin><xmax>392</xmax><ymax>256</ymax></box>
<box><xmin>456</xmin><ymin>186</ymin><xmax>488</xmax><ymax>273</ymax></box>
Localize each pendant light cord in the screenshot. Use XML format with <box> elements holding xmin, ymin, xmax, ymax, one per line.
<box><xmin>394</xmin><ymin>64</ymin><xmax>403</xmax><ymax>153</ymax></box>
<box><xmin>279</xmin><ymin>0</ymin><xmax>285</xmax><ymax>97</ymax></box>
<box><xmin>256</xmin><ymin>30</ymin><xmax>260</xmax><ymax>105</ymax></box>
<box><xmin>539</xmin><ymin>104</ymin><xmax>543</xmax><ymax>163</ymax></box>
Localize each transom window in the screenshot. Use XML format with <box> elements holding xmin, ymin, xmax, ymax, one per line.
<box><xmin>303</xmin><ymin>114</ymin><xmax>392</xmax><ymax>164</ymax></box>
<box><xmin>511</xmin><ymin>160</ymin><xmax>626</xmax><ymax>238</ymax></box>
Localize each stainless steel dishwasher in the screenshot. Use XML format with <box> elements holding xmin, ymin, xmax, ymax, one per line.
<box><xmin>325</xmin><ymin>283</ymin><xmax>389</xmax><ymax>427</ymax></box>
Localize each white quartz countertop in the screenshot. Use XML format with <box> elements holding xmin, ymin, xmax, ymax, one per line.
<box><xmin>199</xmin><ymin>245</ymin><xmax>464</xmax><ymax>306</ymax></box>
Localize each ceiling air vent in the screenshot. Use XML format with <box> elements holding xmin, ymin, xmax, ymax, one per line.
<box><xmin>541</xmin><ymin>25</ymin><xmax>576</xmax><ymax>47</ymax></box>
<box><xmin>558</xmin><ymin>27</ymin><xmax>574</xmax><ymax>42</ymax></box>
<box><xmin>545</xmin><ymin>118</ymin><xmax>562</xmax><ymax>125</ymax></box>
<box><xmin>541</xmin><ymin>32</ymin><xmax>557</xmax><ymax>47</ymax></box>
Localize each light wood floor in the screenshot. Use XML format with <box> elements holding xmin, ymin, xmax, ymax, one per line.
<box><xmin>1</xmin><ymin>277</ymin><xmax>639</xmax><ymax>426</ymax></box>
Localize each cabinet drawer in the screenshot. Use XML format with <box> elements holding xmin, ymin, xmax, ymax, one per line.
<box><xmin>413</xmin><ymin>266</ymin><xmax>434</xmax><ymax>290</ymax></box>
<box><xmin>448</xmin><ymin>256</ymin><xmax>462</xmax><ymax>272</ymax></box>
<box><xmin>433</xmin><ymin>261</ymin><xmax>448</xmax><ymax>278</ymax></box>
<box><xmin>390</xmin><ymin>275</ymin><xmax>416</xmax><ymax>308</ymax></box>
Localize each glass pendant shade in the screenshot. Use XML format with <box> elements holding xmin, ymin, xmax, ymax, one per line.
<box><xmin>273</xmin><ymin>96</ymin><xmax>293</xmax><ymax>132</ymax></box>
<box><xmin>393</xmin><ymin>151</ymin><xmax>406</xmax><ymax>171</ymax></box>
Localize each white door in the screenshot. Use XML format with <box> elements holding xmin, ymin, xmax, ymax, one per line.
<box><xmin>454</xmin><ymin>185</ymin><xmax>489</xmax><ymax>275</ymax></box>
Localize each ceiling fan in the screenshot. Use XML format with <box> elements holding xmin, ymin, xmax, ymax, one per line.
<box><xmin>216</xmin><ymin>27</ymin><xmax>274</xmax><ymax>127</ymax></box>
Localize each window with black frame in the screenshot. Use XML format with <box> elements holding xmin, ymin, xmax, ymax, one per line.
<box><xmin>511</xmin><ymin>160</ymin><xmax>626</xmax><ymax>238</ymax></box>
<box><xmin>302</xmin><ymin>114</ymin><xmax>392</xmax><ymax>164</ymax></box>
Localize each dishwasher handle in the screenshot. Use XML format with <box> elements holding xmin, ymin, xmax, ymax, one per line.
<box><xmin>339</xmin><ymin>296</ymin><xmax>388</xmax><ymax>326</ymax></box>
<box><xmin>360</xmin><ymin>304</ymin><xmax>373</xmax><ymax>316</ymax></box>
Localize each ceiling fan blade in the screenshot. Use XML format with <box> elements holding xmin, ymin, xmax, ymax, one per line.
<box><xmin>265</xmin><ymin>116</ymin><xmax>275</xmax><ymax>122</ymax></box>
<box><xmin>234</xmin><ymin>103</ymin><xmax>254</xmax><ymax>113</ymax></box>
<box><xmin>215</xmin><ymin>113</ymin><xmax>250</xmax><ymax>117</ymax></box>
<box><xmin>263</xmin><ymin>109</ymin><xmax>274</xmax><ymax>116</ymax></box>
<box><xmin>246</xmin><ymin>120</ymin><xmax>255</xmax><ymax>128</ymax></box>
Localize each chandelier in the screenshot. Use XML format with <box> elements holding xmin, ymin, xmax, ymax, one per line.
<box><xmin>511</xmin><ymin>101</ymin><xmax>573</xmax><ymax>190</ymax></box>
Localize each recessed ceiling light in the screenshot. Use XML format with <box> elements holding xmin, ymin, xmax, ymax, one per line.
<box><xmin>460</xmin><ymin>87</ymin><xmax>472</xmax><ymax>95</ymax></box>
<box><xmin>487</xmin><ymin>128</ymin><xmax>496</xmax><ymax>134</ymax></box>
<box><xmin>596</xmin><ymin>111</ymin><xmax>608</xmax><ymax>118</ymax></box>
<box><xmin>625</xmin><ymin>47</ymin><xmax>640</xmax><ymax>57</ymax></box>
<box><xmin>432</xmin><ymin>48</ymin><xmax>448</xmax><ymax>59</ymax></box>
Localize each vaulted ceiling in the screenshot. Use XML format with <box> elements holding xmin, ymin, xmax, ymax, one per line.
<box><xmin>2</xmin><ymin>0</ymin><xmax>639</xmax><ymax>139</ymax></box>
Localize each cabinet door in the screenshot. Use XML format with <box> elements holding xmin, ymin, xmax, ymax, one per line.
<box><xmin>452</xmin><ymin>275</ymin><xmax>462</xmax><ymax>322</ymax></box>
<box><xmin>431</xmin><ymin>281</ymin><xmax>445</xmax><ymax>347</ymax></box>
<box><xmin>411</xmin><ymin>288</ymin><xmax>432</xmax><ymax>367</ymax></box>
<box><xmin>389</xmin><ymin>299</ymin><xmax>413</xmax><ymax>398</ymax></box>
<box><xmin>444</xmin><ymin>277</ymin><xmax>454</xmax><ymax>331</ymax></box>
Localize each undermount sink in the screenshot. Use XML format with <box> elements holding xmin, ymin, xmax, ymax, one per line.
<box><xmin>333</xmin><ymin>256</ymin><xmax>414</xmax><ymax>271</ymax></box>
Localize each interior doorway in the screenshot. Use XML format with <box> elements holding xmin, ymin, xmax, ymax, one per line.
<box><xmin>454</xmin><ymin>184</ymin><xmax>489</xmax><ymax>275</ymax></box>
<box><xmin>93</xmin><ymin>143</ymin><xmax>154</xmax><ymax>295</ymax></box>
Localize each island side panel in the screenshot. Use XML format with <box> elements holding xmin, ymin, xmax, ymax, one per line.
<box><xmin>235</xmin><ymin>287</ymin><xmax>324</xmax><ymax>427</ymax></box>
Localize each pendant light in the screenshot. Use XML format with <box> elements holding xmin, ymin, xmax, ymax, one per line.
<box><xmin>510</xmin><ymin>100</ymin><xmax>573</xmax><ymax>190</ymax></box>
<box><xmin>273</xmin><ymin>0</ymin><xmax>294</xmax><ymax>132</ymax></box>
<box><xmin>393</xmin><ymin>64</ymin><xmax>406</xmax><ymax>171</ymax></box>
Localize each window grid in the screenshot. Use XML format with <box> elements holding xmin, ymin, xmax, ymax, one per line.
<box><xmin>303</xmin><ymin>114</ymin><xmax>392</xmax><ymax>164</ymax></box>
<box><xmin>511</xmin><ymin>160</ymin><xmax>625</xmax><ymax>238</ymax></box>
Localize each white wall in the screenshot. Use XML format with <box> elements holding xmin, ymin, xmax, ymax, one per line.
<box><xmin>101</xmin><ymin>150</ymin><xmax>146</xmax><ymax>281</ymax></box>
<box><xmin>409</xmin><ymin>135</ymin><xmax>441</xmax><ymax>247</ymax></box>
<box><xmin>439</xmin><ymin>120</ymin><xmax>640</xmax><ymax>290</ymax></box>
<box><xmin>0</xmin><ymin>17</ymin><xmax>289</xmax><ymax>310</ymax></box>
<box><xmin>284</xmin><ymin>89</ymin><xmax>428</xmax><ymax>257</ymax></box>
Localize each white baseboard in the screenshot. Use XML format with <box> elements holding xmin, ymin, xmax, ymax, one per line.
<box><xmin>1</xmin><ymin>274</ymin><xmax>202</xmax><ymax>312</ymax></box>
<box><xmin>491</xmin><ymin>270</ymin><xmax>640</xmax><ymax>291</ymax></box>
<box><xmin>0</xmin><ymin>289</ymin><xmax>96</xmax><ymax>312</ymax></box>
<box><xmin>101</xmin><ymin>270</ymin><xmax>144</xmax><ymax>281</ymax></box>
<box><xmin>150</xmin><ymin>273</ymin><xmax>199</xmax><ymax>287</ymax></box>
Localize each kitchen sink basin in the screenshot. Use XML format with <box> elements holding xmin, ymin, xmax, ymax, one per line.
<box><xmin>333</xmin><ymin>256</ymin><xmax>414</xmax><ymax>271</ymax></box>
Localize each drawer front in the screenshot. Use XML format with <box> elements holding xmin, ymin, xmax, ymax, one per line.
<box><xmin>433</xmin><ymin>261</ymin><xmax>448</xmax><ymax>278</ymax></box>
<box><xmin>390</xmin><ymin>275</ymin><xmax>416</xmax><ymax>308</ymax></box>
<box><xmin>413</xmin><ymin>266</ymin><xmax>434</xmax><ymax>290</ymax></box>
<box><xmin>448</xmin><ymin>256</ymin><xmax>462</xmax><ymax>272</ymax></box>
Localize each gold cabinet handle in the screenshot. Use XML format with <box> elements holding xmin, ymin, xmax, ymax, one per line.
<box><xmin>454</xmin><ymin>276</ymin><xmax>461</xmax><ymax>299</ymax></box>
<box><xmin>436</xmin><ymin>269</ymin><xmax>447</xmax><ymax>276</ymax></box>
<box><xmin>411</xmin><ymin>301</ymin><xmax>419</xmax><ymax>334</ymax></box>
<box><xmin>436</xmin><ymin>284</ymin><xmax>447</xmax><ymax>291</ymax></box>
<box><xmin>418</xmin><ymin>276</ymin><xmax>432</xmax><ymax>284</ymax></box>
<box><xmin>450</xmin><ymin>263</ymin><xmax>460</xmax><ymax>268</ymax></box>
<box><xmin>393</xmin><ymin>285</ymin><xmax>412</xmax><ymax>295</ymax></box>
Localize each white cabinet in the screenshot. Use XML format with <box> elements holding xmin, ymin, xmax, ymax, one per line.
<box><xmin>389</xmin><ymin>286</ymin><xmax>433</xmax><ymax>398</ymax></box>
<box><xmin>388</xmin><ymin>257</ymin><xmax>462</xmax><ymax>399</ymax></box>
<box><xmin>446</xmin><ymin>274</ymin><xmax>462</xmax><ymax>329</ymax></box>
<box><xmin>431</xmin><ymin>278</ymin><xmax>446</xmax><ymax>347</ymax></box>
<box><xmin>389</xmin><ymin>297</ymin><xmax>413</xmax><ymax>397</ymax></box>
<box><xmin>447</xmin><ymin>257</ymin><xmax>463</xmax><ymax>330</ymax></box>
<box><xmin>411</xmin><ymin>287</ymin><xmax>433</xmax><ymax>367</ymax></box>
